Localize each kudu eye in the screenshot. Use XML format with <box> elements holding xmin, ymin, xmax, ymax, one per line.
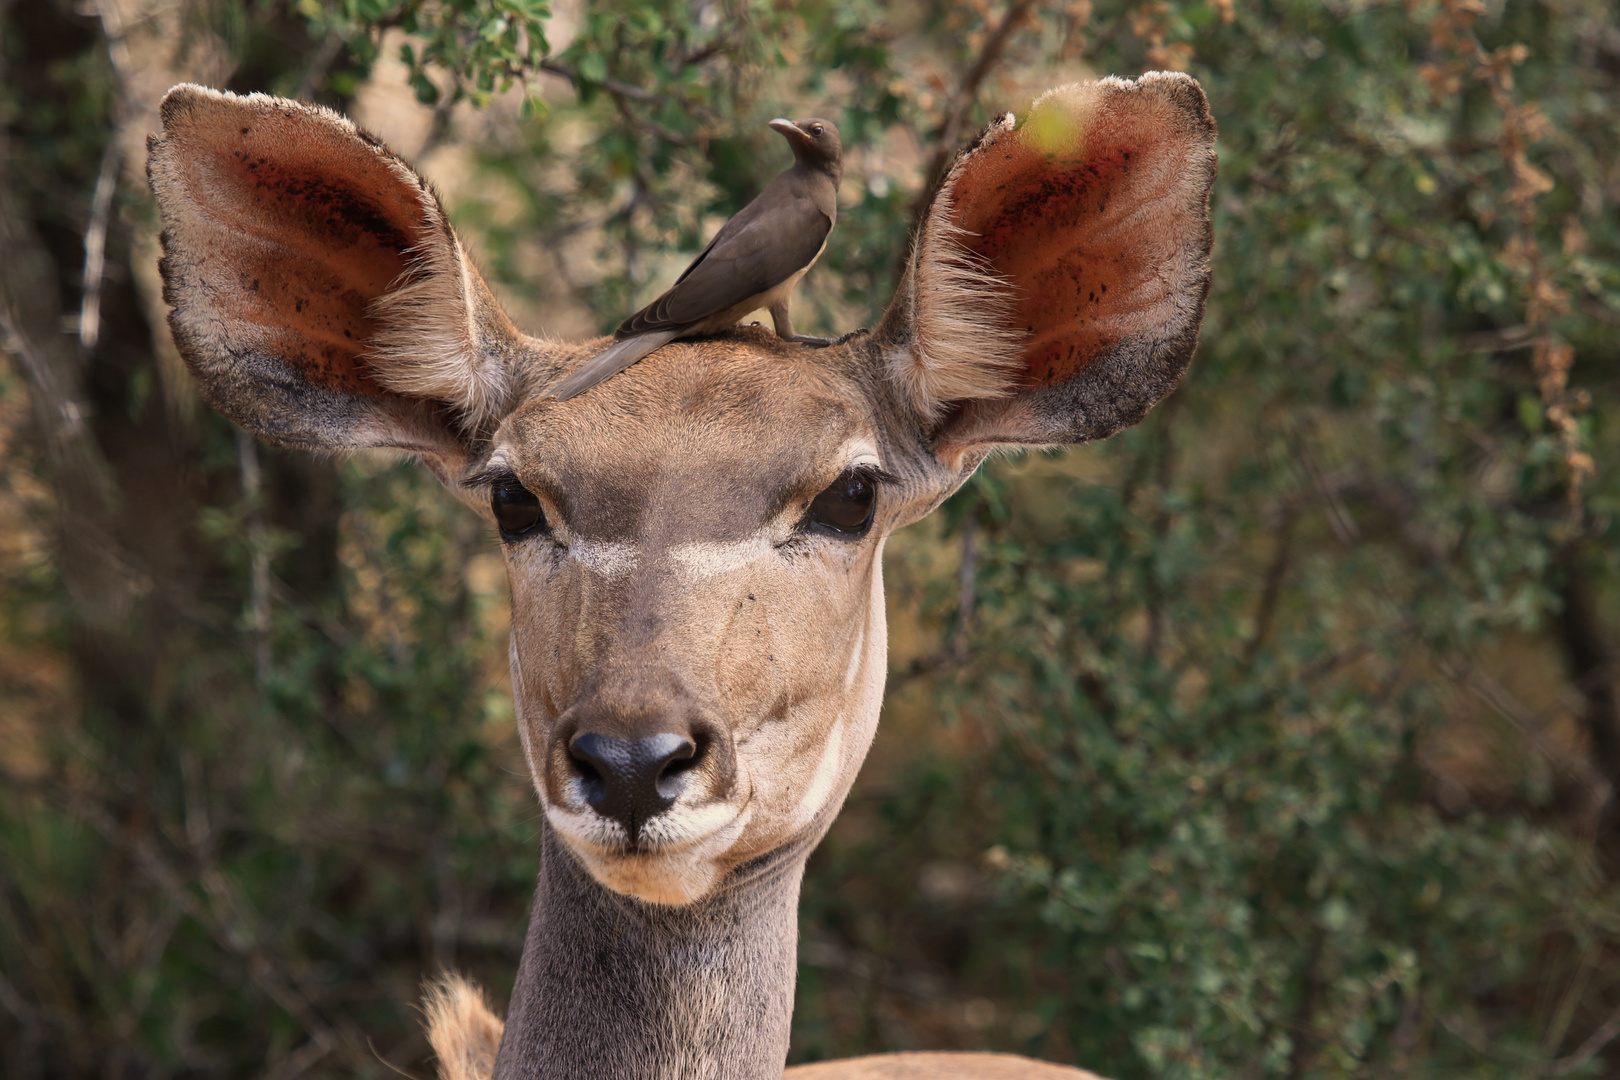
<box><xmin>807</xmin><ymin>470</ymin><xmax>876</xmax><ymax>537</ymax></box>
<box><xmin>492</xmin><ymin>480</ymin><xmax>546</xmax><ymax>540</ymax></box>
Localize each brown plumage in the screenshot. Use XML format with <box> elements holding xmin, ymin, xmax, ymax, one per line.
<box><xmin>547</xmin><ymin>117</ymin><xmax>843</xmax><ymax>400</ymax></box>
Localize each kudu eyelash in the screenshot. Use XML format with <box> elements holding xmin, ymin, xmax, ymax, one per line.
<box><xmin>461</xmin><ymin>466</ymin><xmax>519</xmax><ymax>491</ymax></box>
<box><xmin>848</xmin><ymin>464</ymin><xmax>898</xmax><ymax>486</ymax></box>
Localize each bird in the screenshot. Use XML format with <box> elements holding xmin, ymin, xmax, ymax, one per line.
<box><xmin>547</xmin><ymin>116</ymin><xmax>844</xmax><ymax>400</ymax></box>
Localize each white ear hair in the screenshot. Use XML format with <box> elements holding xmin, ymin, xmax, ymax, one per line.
<box><xmin>886</xmin><ymin>118</ymin><xmax>1025</xmax><ymax>420</ymax></box>
<box><xmin>368</xmin><ymin>223</ymin><xmax>512</xmax><ymax>430</ymax></box>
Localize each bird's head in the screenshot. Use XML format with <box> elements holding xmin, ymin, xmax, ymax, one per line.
<box><xmin>769</xmin><ymin>117</ymin><xmax>842</xmax><ymax>176</ymax></box>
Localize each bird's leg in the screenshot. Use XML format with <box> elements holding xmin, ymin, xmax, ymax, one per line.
<box><xmin>770</xmin><ymin>301</ymin><xmax>843</xmax><ymax>349</ymax></box>
<box><xmin>767</xmin><ymin>301</ymin><xmax>796</xmax><ymax>339</ymax></box>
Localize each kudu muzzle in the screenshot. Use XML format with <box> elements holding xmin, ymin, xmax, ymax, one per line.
<box><xmin>551</xmin><ymin>668</ymin><xmax>737</xmax><ymax>847</ymax></box>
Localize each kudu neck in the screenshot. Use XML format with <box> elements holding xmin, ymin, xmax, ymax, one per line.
<box><xmin>493</xmin><ymin>829</ymin><xmax>808</xmax><ymax>1080</ymax></box>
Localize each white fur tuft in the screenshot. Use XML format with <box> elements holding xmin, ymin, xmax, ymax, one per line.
<box><xmin>368</xmin><ymin>199</ymin><xmax>509</xmax><ymax>430</ymax></box>
<box><xmin>423</xmin><ymin>973</ymin><xmax>504</xmax><ymax>1080</ymax></box>
<box><xmin>888</xmin><ymin>137</ymin><xmax>1025</xmax><ymax>419</ymax></box>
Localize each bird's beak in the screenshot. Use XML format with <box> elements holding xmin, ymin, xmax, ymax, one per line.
<box><xmin>768</xmin><ymin>118</ymin><xmax>805</xmax><ymax>140</ymax></box>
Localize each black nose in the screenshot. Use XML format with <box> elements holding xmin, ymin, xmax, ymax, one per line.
<box><xmin>567</xmin><ymin>732</ymin><xmax>700</xmax><ymax>841</ymax></box>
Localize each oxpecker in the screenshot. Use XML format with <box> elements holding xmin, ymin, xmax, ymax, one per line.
<box><xmin>548</xmin><ymin>117</ymin><xmax>845</xmax><ymax>400</ymax></box>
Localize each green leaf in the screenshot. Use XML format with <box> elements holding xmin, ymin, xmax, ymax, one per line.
<box><xmin>409</xmin><ymin>69</ymin><xmax>440</xmax><ymax>105</ymax></box>
<box><xmin>1517</xmin><ymin>393</ymin><xmax>1545</xmax><ymax>434</ymax></box>
<box><xmin>577</xmin><ymin>50</ymin><xmax>607</xmax><ymax>83</ymax></box>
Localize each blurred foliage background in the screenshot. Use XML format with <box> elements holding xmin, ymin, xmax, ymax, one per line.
<box><xmin>2</xmin><ymin>0</ymin><xmax>1618</xmax><ymax>1077</ymax></box>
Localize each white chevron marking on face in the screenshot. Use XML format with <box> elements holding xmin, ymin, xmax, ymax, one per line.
<box><xmin>843</xmin><ymin>621</ymin><xmax>865</xmax><ymax>689</ymax></box>
<box><xmin>569</xmin><ymin>539</ymin><xmax>639</xmax><ymax>578</ymax></box>
<box><xmin>792</xmin><ymin>717</ymin><xmax>845</xmax><ymax>832</ymax></box>
<box><xmin>670</xmin><ymin>535</ymin><xmax>774</xmax><ymax>580</ymax></box>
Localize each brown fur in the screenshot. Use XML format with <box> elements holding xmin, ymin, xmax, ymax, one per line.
<box><xmin>423</xmin><ymin>975</ymin><xmax>505</xmax><ymax>1080</ymax></box>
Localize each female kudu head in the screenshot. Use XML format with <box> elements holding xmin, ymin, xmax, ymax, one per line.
<box><xmin>147</xmin><ymin>75</ymin><xmax>1214</xmax><ymax>917</ymax></box>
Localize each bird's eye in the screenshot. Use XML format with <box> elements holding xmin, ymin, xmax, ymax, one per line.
<box><xmin>807</xmin><ymin>470</ymin><xmax>876</xmax><ymax>537</ymax></box>
<box><xmin>811</xmin><ymin>124</ymin><xmax>825</xmax><ymax>136</ymax></box>
<box><xmin>492</xmin><ymin>480</ymin><xmax>546</xmax><ymax>540</ymax></box>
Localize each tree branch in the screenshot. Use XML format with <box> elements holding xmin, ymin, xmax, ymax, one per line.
<box><xmin>1241</xmin><ymin>504</ymin><xmax>1298</xmax><ymax>669</ymax></box>
<box><xmin>77</xmin><ymin>139</ymin><xmax>121</xmax><ymax>356</ymax></box>
<box><xmin>1544</xmin><ymin>997</ymin><xmax>1620</xmax><ymax>1076</ymax></box>
<box><xmin>1556</xmin><ymin>541</ymin><xmax>1620</xmax><ymax>872</ymax></box>
<box><xmin>539</xmin><ymin>58</ymin><xmax>658</xmax><ymax>104</ymax></box>
<box><xmin>918</xmin><ymin>0</ymin><xmax>1038</xmax><ymax>203</ymax></box>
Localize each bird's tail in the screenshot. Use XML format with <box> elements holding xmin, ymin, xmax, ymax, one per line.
<box><xmin>547</xmin><ymin>330</ymin><xmax>679</xmax><ymax>401</ymax></box>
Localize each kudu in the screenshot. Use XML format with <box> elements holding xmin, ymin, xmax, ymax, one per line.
<box><xmin>147</xmin><ymin>73</ymin><xmax>1215</xmax><ymax>1080</ymax></box>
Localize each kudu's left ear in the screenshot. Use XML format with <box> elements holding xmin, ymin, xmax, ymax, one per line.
<box><xmin>148</xmin><ymin>84</ymin><xmax>527</xmax><ymax>468</ymax></box>
<box><xmin>877</xmin><ymin>73</ymin><xmax>1216</xmax><ymax>460</ymax></box>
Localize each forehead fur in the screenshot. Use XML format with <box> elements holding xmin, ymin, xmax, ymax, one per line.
<box><xmin>498</xmin><ymin>328</ymin><xmax>878</xmax><ymax>526</ymax></box>
<box><xmin>510</xmin><ymin>330</ymin><xmax>868</xmax><ymax>447</ymax></box>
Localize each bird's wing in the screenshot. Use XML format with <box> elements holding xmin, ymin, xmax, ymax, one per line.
<box><xmin>617</xmin><ymin>184</ymin><xmax>832</xmax><ymax>336</ymax></box>
<box><xmin>546</xmin><ymin>330</ymin><xmax>681</xmax><ymax>401</ymax></box>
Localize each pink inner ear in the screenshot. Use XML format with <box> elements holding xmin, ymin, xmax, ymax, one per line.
<box><xmin>182</xmin><ymin>121</ymin><xmax>425</xmax><ymax>396</ymax></box>
<box><xmin>947</xmin><ymin>102</ymin><xmax>1198</xmax><ymax>388</ymax></box>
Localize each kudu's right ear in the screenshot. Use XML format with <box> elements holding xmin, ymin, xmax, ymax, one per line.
<box><xmin>148</xmin><ymin>84</ymin><xmax>528</xmax><ymax>465</ymax></box>
<box><xmin>878</xmin><ymin>73</ymin><xmax>1217</xmax><ymax>463</ymax></box>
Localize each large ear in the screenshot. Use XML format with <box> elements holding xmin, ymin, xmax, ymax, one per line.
<box><xmin>147</xmin><ymin>84</ymin><xmax>527</xmax><ymax>464</ymax></box>
<box><xmin>878</xmin><ymin>73</ymin><xmax>1216</xmax><ymax>457</ymax></box>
